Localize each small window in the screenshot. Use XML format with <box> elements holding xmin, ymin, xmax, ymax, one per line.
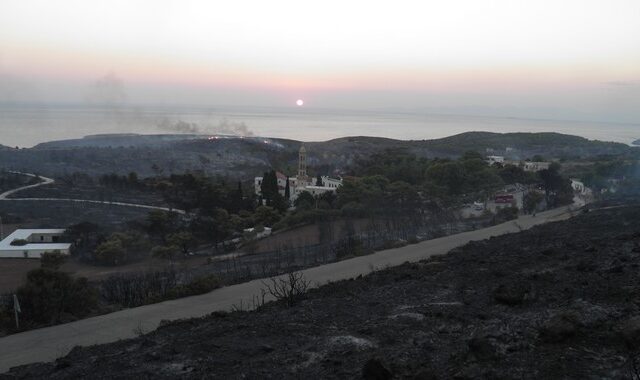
<box><xmin>23</xmin><ymin>251</ymin><xmax>28</xmax><ymax>258</ymax></box>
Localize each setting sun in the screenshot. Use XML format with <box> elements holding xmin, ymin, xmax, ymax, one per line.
<box><xmin>296</xmin><ymin>99</ymin><xmax>304</xmax><ymax>106</ymax></box>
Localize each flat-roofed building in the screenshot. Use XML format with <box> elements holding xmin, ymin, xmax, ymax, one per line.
<box><xmin>523</xmin><ymin>161</ymin><xmax>551</xmax><ymax>172</ymax></box>
<box><xmin>0</xmin><ymin>229</ymin><xmax>71</xmax><ymax>259</ymax></box>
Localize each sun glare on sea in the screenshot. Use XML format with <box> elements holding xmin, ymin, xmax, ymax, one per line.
<box><xmin>296</xmin><ymin>99</ymin><xmax>304</xmax><ymax>106</ymax></box>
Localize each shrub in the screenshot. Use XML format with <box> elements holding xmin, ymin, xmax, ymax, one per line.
<box><xmin>333</xmin><ymin>235</ymin><xmax>364</xmax><ymax>260</ymax></box>
<box><xmin>10</xmin><ymin>239</ymin><xmax>28</xmax><ymax>246</ymax></box>
<box><xmin>167</xmin><ymin>275</ymin><xmax>222</xmax><ymax>299</ymax></box>
<box><xmin>494</xmin><ymin>206</ymin><xmax>519</xmax><ymax>224</ymax></box>
<box><xmin>261</xmin><ymin>272</ymin><xmax>310</xmax><ymax>307</ymax></box>
<box><xmin>100</xmin><ymin>269</ymin><xmax>180</xmax><ymax>307</ymax></box>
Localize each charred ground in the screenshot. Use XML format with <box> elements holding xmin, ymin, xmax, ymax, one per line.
<box><xmin>4</xmin><ymin>202</ymin><xmax>640</xmax><ymax>379</ymax></box>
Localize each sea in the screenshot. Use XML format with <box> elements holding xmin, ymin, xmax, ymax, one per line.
<box><xmin>0</xmin><ymin>103</ymin><xmax>638</xmax><ymax>148</ymax></box>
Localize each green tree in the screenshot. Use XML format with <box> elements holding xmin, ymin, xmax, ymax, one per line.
<box><xmin>241</xmin><ymin>230</ymin><xmax>259</xmax><ymax>254</ymax></box>
<box><xmin>254</xmin><ymin>205</ymin><xmax>281</xmax><ymax>226</ymax></box>
<box><xmin>260</xmin><ymin>170</ymin><xmax>279</xmax><ymax>205</ymax></box>
<box><xmin>151</xmin><ymin>245</ymin><xmax>179</xmax><ymax>262</ymax></box>
<box><xmin>229</xmin><ymin>213</ymin><xmax>244</xmax><ymax>232</ymax></box>
<box><xmin>387</xmin><ymin>181</ymin><xmax>421</xmax><ymax>214</ymax></box>
<box><xmin>294</xmin><ymin>191</ymin><xmax>315</xmax><ymax>210</ymax></box>
<box><xmin>147</xmin><ymin>210</ymin><xmax>177</xmax><ymax>242</ymax></box>
<box><xmin>93</xmin><ymin>238</ymin><xmax>126</xmax><ymax>265</ymax></box>
<box><xmin>284</xmin><ymin>177</ymin><xmax>291</xmax><ymax>200</ymax></box>
<box><xmin>40</xmin><ymin>250</ymin><xmax>67</xmax><ymax>270</ymax></box>
<box><xmin>498</xmin><ymin>164</ymin><xmax>536</xmax><ymax>185</ymax></box>
<box><xmin>167</xmin><ymin>231</ymin><xmax>196</xmax><ymax>256</ymax></box>
<box><xmin>16</xmin><ymin>269</ymin><xmax>97</xmax><ymax>324</ymax></box>
<box><xmin>539</xmin><ymin>163</ymin><xmax>573</xmax><ymax>207</ymax></box>
<box><xmin>494</xmin><ymin>206</ymin><xmax>519</xmax><ymax>223</ymax></box>
<box><xmin>127</xmin><ymin>171</ymin><xmax>139</xmax><ymax>187</ymax></box>
<box><xmin>461</xmin><ymin>150</ymin><xmax>484</xmax><ymax>161</ymax></box>
<box><xmin>64</xmin><ymin>222</ymin><xmax>102</xmax><ymax>260</ymax></box>
<box><xmin>426</xmin><ymin>162</ymin><xmax>466</xmax><ymax>194</ymax></box>
<box><xmin>270</xmin><ymin>192</ymin><xmax>289</xmax><ymax>212</ymax></box>
<box><xmin>523</xmin><ymin>191</ymin><xmax>544</xmax><ymax>214</ymax></box>
<box><xmin>318</xmin><ymin>191</ymin><xmax>337</xmax><ymax>208</ymax></box>
<box><xmin>194</xmin><ymin>208</ymin><xmax>233</xmax><ymax>249</ymax></box>
<box><xmin>230</xmin><ymin>181</ymin><xmax>244</xmax><ymax>213</ymax></box>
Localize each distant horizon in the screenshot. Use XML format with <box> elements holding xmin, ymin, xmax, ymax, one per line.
<box><xmin>1</xmin><ymin>101</ymin><xmax>638</xmax><ymax>149</ymax></box>
<box><xmin>3</xmin><ymin>100</ymin><xmax>640</xmax><ymax>127</ymax></box>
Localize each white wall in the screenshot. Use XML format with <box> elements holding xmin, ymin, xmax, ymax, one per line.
<box><xmin>0</xmin><ymin>248</ymin><xmax>70</xmax><ymax>259</ymax></box>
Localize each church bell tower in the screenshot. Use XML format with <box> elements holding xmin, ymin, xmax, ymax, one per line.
<box><xmin>298</xmin><ymin>145</ymin><xmax>307</xmax><ymax>181</ymax></box>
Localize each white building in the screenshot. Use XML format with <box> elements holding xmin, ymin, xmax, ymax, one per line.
<box><xmin>254</xmin><ymin>145</ymin><xmax>342</xmax><ymax>202</ymax></box>
<box><xmin>571</xmin><ymin>179</ymin><xmax>590</xmax><ymax>195</ymax></box>
<box><xmin>243</xmin><ymin>226</ymin><xmax>272</xmax><ymax>239</ymax></box>
<box><xmin>0</xmin><ymin>229</ymin><xmax>71</xmax><ymax>259</ymax></box>
<box><xmin>524</xmin><ymin>161</ymin><xmax>551</xmax><ymax>172</ymax></box>
<box><xmin>486</xmin><ymin>155</ymin><xmax>505</xmax><ymax>165</ymax></box>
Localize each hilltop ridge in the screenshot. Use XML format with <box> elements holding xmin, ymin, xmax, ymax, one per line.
<box><xmin>0</xmin><ymin>131</ymin><xmax>635</xmax><ymax>178</ymax></box>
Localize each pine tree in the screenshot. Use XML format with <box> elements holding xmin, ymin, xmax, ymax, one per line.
<box><xmin>316</xmin><ymin>174</ymin><xmax>323</xmax><ymax>186</ymax></box>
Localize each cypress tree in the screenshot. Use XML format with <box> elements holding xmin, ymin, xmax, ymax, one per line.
<box><xmin>285</xmin><ymin>176</ymin><xmax>291</xmax><ymax>200</ymax></box>
<box><xmin>232</xmin><ymin>181</ymin><xmax>244</xmax><ymax>212</ymax></box>
<box><xmin>260</xmin><ymin>170</ymin><xmax>279</xmax><ymax>205</ymax></box>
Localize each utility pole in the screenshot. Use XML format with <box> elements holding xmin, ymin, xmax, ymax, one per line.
<box><xmin>0</xmin><ymin>215</ymin><xmax>3</xmax><ymax>240</ymax></box>
<box><xmin>13</xmin><ymin>294</ymin><xmax>21</xmax><ymax>329</ymax></box>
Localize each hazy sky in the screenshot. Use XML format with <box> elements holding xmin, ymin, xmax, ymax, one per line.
<box><xmin>1</xmin><ymin>0</ymin><xmax>639</xmax><ymax>122</ymax></box>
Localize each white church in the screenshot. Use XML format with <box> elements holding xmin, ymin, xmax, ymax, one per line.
<box><xmin>254</xmin><ymin>145</ymin><xmax>343</xmax><ymax>202</ymax></box>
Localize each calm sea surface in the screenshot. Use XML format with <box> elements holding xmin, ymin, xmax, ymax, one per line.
<box><xmin>0</xmin><ymin>103</ymin><xmax>638</xmax><ymax>147</ymax></box>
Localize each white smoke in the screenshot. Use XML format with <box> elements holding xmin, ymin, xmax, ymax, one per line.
<box><xmin>157</xmin><ymin>117</ymin><xmax>255</xmax><ymax>137</ymax></box>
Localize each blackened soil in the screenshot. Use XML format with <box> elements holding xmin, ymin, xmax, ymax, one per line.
<box><xmin>5</xmin><ymin>205</ymin><xmax>640</xmax><ymax>379</ymax></box>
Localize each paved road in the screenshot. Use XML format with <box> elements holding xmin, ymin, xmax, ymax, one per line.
<box><xmin>0</xmin><ymin>205</ymin><xmax>576</xmax><ymax>373</ymax></box>
<box><xmin>0</xmin><ymin>172</ymin><xmax>184</xmax><ymax>214</ymax></box>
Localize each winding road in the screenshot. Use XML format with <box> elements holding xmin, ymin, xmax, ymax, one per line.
<box><xmin>0</xmin><ymin>172</ymin><xmax>184</xmax><ymax>214</ymax></box>
<box><xmin>0</xmin><ymin>172</ymin><xmax>54</xmax><ymax>200</ymax></box>
<box><xmin>0</xmin><ymin>204</ymin><xmax>577</xmax><ymax>373</ymax></box>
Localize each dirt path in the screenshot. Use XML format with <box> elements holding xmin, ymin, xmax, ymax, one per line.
<box><xmin>0</xmin><ymin>205</ymin><xmax>576</xmax><ymax>373</ymax></box>
<box><xmin>0</xmin><ymin>172</ymin><xmax>54</xmax><ymax>200</ymax></box>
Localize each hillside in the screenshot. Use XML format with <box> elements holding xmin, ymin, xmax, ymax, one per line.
<box><xmin>0</xmin><ymin>132</ymin><xmax>633</xmax><ymax>178</ymax></box>
<box><xmin>34</xmin><ymin>134</ymin><xmax>204</xmax><ymax>149</ymax></box>
<box><xmin>6</xmin><ymin>202</ymin><xmax>640</xmax><ymax>379</ymax></box>
<box><xmin>414</xmin><ymin>131</ymin><xmax>630</xmax><ymax>158</ymax></box>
